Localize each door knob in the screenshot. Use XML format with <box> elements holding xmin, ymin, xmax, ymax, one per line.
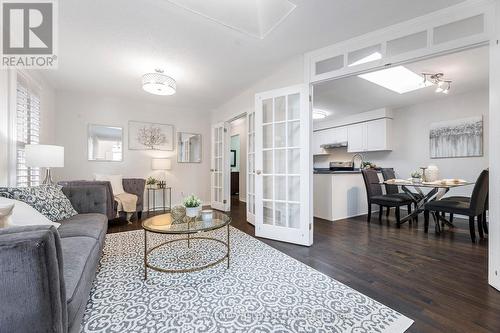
<box><xmin>256</xmin><ymin>170</ymin><xmax>262</xmax><ymax>175</ymax></box>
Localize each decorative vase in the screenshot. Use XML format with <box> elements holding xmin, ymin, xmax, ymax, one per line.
<box><xmin>185</xmin><ymin>206</ymin><xmax>201</xmax><ymax>218</ymax></box>
<box><xmin>171</xmin><ymin>205</ymin><xmax>186</xmax><ymax>223</ymax></box>
<box><xmin>412</xmin><ymin>177</ymin><xmax>421</xmax><ymax>183</ymax></box>
<box><xmin>426</xmin><ymin>165</ymin><xmax>440</xmax><ymax>182</ymax></box>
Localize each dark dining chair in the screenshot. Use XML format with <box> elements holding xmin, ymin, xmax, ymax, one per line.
<box><xmin>424</xmin><ymin>169</ymin><xmax>489</xmax><ymax>243</ymax></box>
<box><xmin>381</xmin><ymin>168</ymin><xmax>421</xmax><ymax>221</ymax></box>
<box><xmin>361</xmin><ymin>169</ymin><xmax>414</xmax><ymax>226</ymax></box>
<box><xmin>443</xmin><ymin>194</ymin><xmax>488</xmax><ymax>235</ymax></box>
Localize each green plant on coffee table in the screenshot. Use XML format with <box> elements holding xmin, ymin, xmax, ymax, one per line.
<box><xmin>146</xmin><ymin>177</ymin><xmax>157</xmax><ymax>186</ymax></box>
<box><xmin>183</xmin><ymin>194</ymin><xmax>201</xmax><ymax>208</ymax></box>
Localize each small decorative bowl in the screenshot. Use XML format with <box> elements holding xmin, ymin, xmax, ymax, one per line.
<box><xmin>201</xmin><ymin>209</ymin><xmax>213</xmax><ymax>222</ymax></box>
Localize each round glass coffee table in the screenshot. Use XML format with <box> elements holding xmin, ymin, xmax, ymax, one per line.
<box><xmin>142</xmin><ymin>211</ymin><xmax>231</xmax><ymax>279</ymax></box>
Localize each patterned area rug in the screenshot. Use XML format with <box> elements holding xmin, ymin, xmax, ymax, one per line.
<box><xmin>81</xmin><ymin>228</ymin><xmax>413</xmax><ymax>332</ymax></box>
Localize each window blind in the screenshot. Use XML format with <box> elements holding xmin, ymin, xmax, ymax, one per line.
<box><xmin>16</xmin><ymin>78</ymin><xmax>40</xmax><ymax>187</ymax></box>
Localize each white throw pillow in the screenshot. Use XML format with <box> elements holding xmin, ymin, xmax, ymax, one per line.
<box><xmin>0</xmin><ymin>197</ymin><xmax>61</xmax><ymax>228</ymax></box>
<box><xmin>94</xmin><ymin>174</ymin><xmax>125</xmax><ymax>195</ymax></box>
<box><xmin>0</xmin><ymin>203</ymin><xmax>14</xmax><ymax>228</ymax></box>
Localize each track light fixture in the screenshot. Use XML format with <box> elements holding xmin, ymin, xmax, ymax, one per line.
<box><xmin>422</xmin><ymin>72</ymin><xmax>452</xmax><ymax>95</ymax></box>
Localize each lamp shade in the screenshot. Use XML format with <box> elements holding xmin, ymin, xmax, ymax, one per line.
<box><xmin>152</xmin><ymin>158</ymin><xmax>171</xmax><ymax>170</ymax></box>
<box><xmin>25</xmin><ymin>145</ymin><xmax>64</xmax><ymax>168</ymax></box>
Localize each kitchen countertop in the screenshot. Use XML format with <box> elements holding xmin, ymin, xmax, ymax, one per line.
<box><xmin>313</xmin><ymin>168</ymin><xmax>382</xmax><ymax>174</ymax></box>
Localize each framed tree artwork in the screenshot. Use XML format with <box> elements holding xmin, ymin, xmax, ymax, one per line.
<box><xmin>129</xmin><ymin>121</ymin><xmax>174</xmax><ymax>151</ymax></box>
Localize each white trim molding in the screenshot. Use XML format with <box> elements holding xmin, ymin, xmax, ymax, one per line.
<box><xmin>488</xmin><ymin>0</ymin><xmax>500</xmax><ymax>291</ymax></box>
<box><xmin>304</xmin><ymin>0</ymin><xmax>495</xmax><ymax>84</ymax></box>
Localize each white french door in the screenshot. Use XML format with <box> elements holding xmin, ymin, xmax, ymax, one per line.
<box><xmin>254</xmin><ymin>84</ymin><xmax>312</xmax><ymax>246</ymax></box>
<box><xmin>211</xmin><ymin>122</ymin><xmax>230</xmax><ymax>211</ymax></box>
<box><xmin>247</xmin><ymin>110</ymin><xmax>256</xmax><ymax>225</ymax></box>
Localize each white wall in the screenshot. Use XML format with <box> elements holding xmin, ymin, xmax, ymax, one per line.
<box><xmin>210</xmin><ymin>54</ymin><xmax>304</xmax><ymax>205</ymax></box>
<box><xmin>230</xmin><ymin>118</ymin><xmax>246</xmax><ymax>202</ymax></box>
<box><xmin>314</xmin><ymin>89</ymin><xmax>489</xmax><ymax>197</ymax></box>
<box><xmin>211</xmin><ymin>55</ymin><xmax>304</xmax><ymax>123</ymax></box>
<box><xmin>54</xmin><ymin>90</ymin><xmax>211</xmax><ymax>206</ymax></box>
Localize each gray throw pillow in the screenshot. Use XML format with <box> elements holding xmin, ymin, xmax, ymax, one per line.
<box><xmin>0</xmin><ymin>187</ymin><xmax>14</xmax><ymax>198</ymax></box>
<box><xmin>0</xmin><ymin>187</ymin><xmax>24</xmax><ymax>199</ymax></box>
<box><xmin>10</xmin><ymin>185</ymin><xmax>78</xmax><ymax>222</ymax></box>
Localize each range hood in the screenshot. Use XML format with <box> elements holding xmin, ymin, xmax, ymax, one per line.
<box><xmin>320</xmin><ymin>142</ymin><xmax>348</xmax><ymax>149</ymax></box>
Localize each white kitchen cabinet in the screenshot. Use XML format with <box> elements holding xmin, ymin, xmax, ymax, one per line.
<box><xmin>312</xmin><ymin>127</ymin><xmax>346</xmax><ymax>155</ymax></box>
<box><xmin>347</xmin><ymin>123</ymin><xmax>366</xmax><ymax>153</ymax></box>
<box><xmin>366</xmin><ymin>118</ymin><xmax>390</xmax><ymax>151</ymax></box>
<box><xmin>313</xmin><ymin>174</ymin><xmax>333</xmax><ymax>220</ymax></box>
<box><xmin>347</xmin><ymin>118</ymin><xmax>391</xmax><ymax>152</ymax></box>
<box><xmin>312</xmin><ymin>130</ymin><xmax>329</xmax><ymax>155</ymax></box>
<box><xmin>336</xmin><ymin>127</ymin><xmax>348</xmax><ymax>142</ymax></box>
<box><xmin>313</xmin><ymin>172</ymin><xmax>385</xmax><ymax>221</ymax></box>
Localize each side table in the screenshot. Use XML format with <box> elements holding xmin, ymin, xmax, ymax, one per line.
<box><xmin>147</xmin><ymin>187</ymin><xmax>172</xmax><ymax>216</ymax></box>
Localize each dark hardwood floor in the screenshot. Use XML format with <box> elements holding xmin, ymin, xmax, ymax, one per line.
<box><xmin>108</xmin><ymin>198</ymin><xmax>500</xmax><ymax>332</ymax></box>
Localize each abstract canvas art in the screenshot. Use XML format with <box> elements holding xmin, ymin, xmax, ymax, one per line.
<box><xmin>429</xmin><ymin>116</ymin><xmax>483</xmax><ymax>158</ymax></box>
<box><xmin>129</xmin><ymin>121</ymin><xmax>174</xmax><ymax>151</ymax></box>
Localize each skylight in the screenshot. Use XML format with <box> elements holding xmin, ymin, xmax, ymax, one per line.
<box><xmin>166</xmin><ymin>0</ymin><xmax>296</xmax><ymax>39</ymax></box>
<box><xmin>348</xmin><ymin>52</ymin><xmax>382</xmax><ymax>67</ymax></box>
<box><xmin>358</xmin><ymin>66</ymin><xmax>432</xmax><ymax>94</ymax></box>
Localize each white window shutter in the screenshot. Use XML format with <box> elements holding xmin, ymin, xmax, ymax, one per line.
<box><xmin>15</xmin><ymin>75</ymin><xmax>40</xmax><ymax>187</ymax></box>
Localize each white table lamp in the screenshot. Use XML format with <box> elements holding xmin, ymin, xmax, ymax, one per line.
<box><xmin>152</xmin><ymin>158</ymin><xmax>171</xmax><ymax>186</ymax></box>
<box><xmin>25</xmin><ymin>145</ymin><xmax>64</xmax><ymax>185</ymax></box>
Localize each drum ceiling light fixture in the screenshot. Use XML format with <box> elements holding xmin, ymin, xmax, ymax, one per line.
<box><xmin>142</xmin><ymin>69</ymin><xmax>176</xmax><ymax>96</ymax></box>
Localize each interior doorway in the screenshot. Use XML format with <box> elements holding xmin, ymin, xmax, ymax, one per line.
<box><xmin>229</xmin><ymin>115</ymin><xmax>247</xmax><ymax>206</ymax></box>
<box><xmin>311</xmin><ymin>45</ymin><xmax>489</xmax><ymax>232</ymax></box>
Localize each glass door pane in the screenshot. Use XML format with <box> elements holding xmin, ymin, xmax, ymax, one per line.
<box><xmin>247</xmin><ymin>111</ymin><xmax>256</xmax><ymax>224</ymax></box>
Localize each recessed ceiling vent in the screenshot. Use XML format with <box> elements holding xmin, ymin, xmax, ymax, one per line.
<box><xmin>166</xmin><ymin>0</ymin><xmax>296</xmax><ymax>39</ymax></box>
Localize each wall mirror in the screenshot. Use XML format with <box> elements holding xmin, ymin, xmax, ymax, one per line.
<box><xmin>88</xmin><ymin>124</ymin><xmax>123</xmax><ymax>161</ymax></box>
<box><xmin>177</xmin><ymin>132</ymin><xmax>202</xmax><ymax>163</ymax></box>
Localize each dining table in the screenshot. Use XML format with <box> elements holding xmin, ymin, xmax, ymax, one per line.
<box><xmin>379</xmin><ymin>179</ymin><xmax>474</xmax><ymax>231</ymax></box>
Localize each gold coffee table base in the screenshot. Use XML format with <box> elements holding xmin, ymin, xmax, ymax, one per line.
<box><xmin>143</xmin><ymin>226</ymin><xmax>230</xmax><ymax>279</ymax></box>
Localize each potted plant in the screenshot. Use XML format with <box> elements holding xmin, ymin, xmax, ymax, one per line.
<box><xmin>146</xmin><ymin>177</ymin><xmax>157</xmax><ymax>189</ymax></box>
<box><xmin>362</xmin><ymin>161</ymin><xmax>377</xmax><ymax>169</ymax></box>
<box><xmin>410</xmin><ymin>171</ymin><xmax>422</xmax><ymax>183</ymax></box>
<box><xmin>183</xmin><ymin>194</ymin><xmax>202</xmax><ymax>217</ymax></box>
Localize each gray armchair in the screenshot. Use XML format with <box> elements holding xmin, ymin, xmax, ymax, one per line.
<box><xmin>59</xmin><ymin>178</ymin><xmax>146</xmax><ymax>220</ymax></box>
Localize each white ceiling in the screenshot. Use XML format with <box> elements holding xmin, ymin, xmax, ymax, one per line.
<box><xmin>313</xmin><ymin>45</ymin><xmax>489</xmax><ymax>119</ymax></box>
<box><xmin>42</xmin><ymin>0</ymin><xmax>465</xmax><ymax>110</ymax></box>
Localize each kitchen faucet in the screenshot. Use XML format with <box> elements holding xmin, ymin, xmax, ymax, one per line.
<box><xmin>352</xmin><ymin>153</ymin><xmax>364</xmax><ymax>170</ymax></box>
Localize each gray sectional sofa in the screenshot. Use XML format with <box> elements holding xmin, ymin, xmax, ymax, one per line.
<box><xmin>0</xmin><ymin>184</ymin><xmax>108</xmax><ymax>333</ymax></box>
